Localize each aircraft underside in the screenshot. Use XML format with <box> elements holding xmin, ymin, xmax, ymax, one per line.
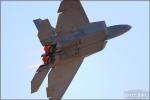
<box><xmin>31</xmin><ymin>0</ymin><xmax>131</xmax><ymax>99</ymax></box>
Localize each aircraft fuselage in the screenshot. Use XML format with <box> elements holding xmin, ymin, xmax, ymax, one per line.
<box><xmin>54</xmin><ymin>21</ymin><xmax>108</xmax><ymax>63</ymax></box>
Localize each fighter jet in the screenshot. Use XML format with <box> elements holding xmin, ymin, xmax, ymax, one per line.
<box><xmin>31</xmin><ymin>0</ymin><xmax>131</xmax><ymax>99</ymax></box>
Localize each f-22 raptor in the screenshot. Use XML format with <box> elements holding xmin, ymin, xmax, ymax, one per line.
<box><xmin>31</xmin><ymin>0</ymin><xmax>131</xmax><ymax>99</ymax></box>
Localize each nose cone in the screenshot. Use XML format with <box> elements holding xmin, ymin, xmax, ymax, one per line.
<box><xmin>106</xmin><ymin>24</ymin><xmax>131</xmax><ymax>40</ymax></box>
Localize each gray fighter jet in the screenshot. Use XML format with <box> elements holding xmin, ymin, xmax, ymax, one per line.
<box><xmin>31</xmin><ymin>0</ymin><xmax>131</xmax><ymax>99</ymax></box>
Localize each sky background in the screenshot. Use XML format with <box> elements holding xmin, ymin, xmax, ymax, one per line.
<box><xmin>1</xmin><ymin>1</ymin><xmax>149</xmax><ymax>99</ymax></box>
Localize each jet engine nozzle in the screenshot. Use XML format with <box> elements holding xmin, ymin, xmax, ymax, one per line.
<box><xmin>106</xmin><ymin>25</ymin><xmax>131</xmax><ymax>40</ymax></box>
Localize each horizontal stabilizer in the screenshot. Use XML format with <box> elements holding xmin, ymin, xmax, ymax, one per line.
<box><xmin>33</xmin><ymin>18</ymin><xmax>42</xmax><ymax>31</ymax></box>
<box><xmin>33</xmin><ymin>19</ymin><xmax>56</xmax><ymax>46</ymax></box>
<box><xmin>31</xmin><ymin>65</ymin><xmax>51</xmax><ymax>93</ymax></box>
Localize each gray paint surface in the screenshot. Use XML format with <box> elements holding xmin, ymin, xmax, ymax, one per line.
<box><xmin>31</xmin><ymin>0</ymin><xmax>131</xmax><ymax>99</ymax></box>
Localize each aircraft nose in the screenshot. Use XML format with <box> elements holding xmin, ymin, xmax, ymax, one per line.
<box><xmin>121</xmin><ymin>25</ymin><xmax>131</xmax><ymax>32</ymax></box>
<box><xmin>106</xmin><ymin>24</ymin><xmax>131</xmax><ymax>40</ymax></box>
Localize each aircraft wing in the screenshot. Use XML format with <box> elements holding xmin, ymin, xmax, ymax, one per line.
<box><xmin>56</xmin><ymin>0</ymin><xmax>89</xmax><ymax>36</ymax></box>
<box><xmin>47</xmin><ymin>57</ymin><xmax>83</xmax><ymax>99</ymax></box>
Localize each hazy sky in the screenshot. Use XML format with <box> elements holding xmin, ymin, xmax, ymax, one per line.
<box><xmin>1</xmin><ymin>1</ymin><xmax>149</xmax><ymax>99</ymax></box>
